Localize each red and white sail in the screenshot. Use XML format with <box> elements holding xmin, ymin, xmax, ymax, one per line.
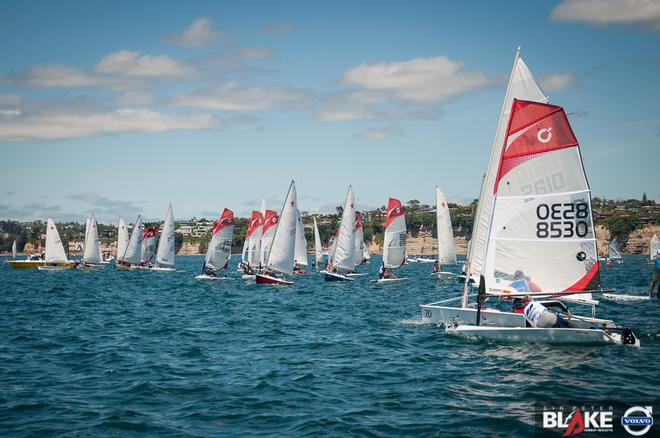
<box><xmin>117</xmin><ymin>216</ymin><xmax>129</xmax><ymax>262</ymax></box>
<box><xmin>122</xmin><ymin>216</ymin><xmax>143</xmax><ymax>264</ymax></box>
<box><xmin>265</xmin><ymin>181</ymin><xmax>298</xmax><ymax>275</ymax></box>
<box><xmin>294</xmin><ymin>209</ymin><xmax>308</xmax><ymax>266</ymax></box>
<box><xmin>436</xmin><ymin>187</ymin><xmax>456</xmax><ymax>265</ymax></box>
<box><xmin>141</xmin><ymin>225</ymin><xmax>159</xmax><ymax>263</ymax></box>
<box><xmin>466</xmin><ymin>49</ymin><xmax>547</xmax><ymax>285</ymax></box>
<box><xmin>483</xmin><ymin>99</ymin><xmax>599</xmax><ymax>304</ymax></box>
<box><xmin>45</xmin><ymin>218</ymin><xmax>68</xmax><ymax>263</ymax></box>
<box><xmin>246</xmin><ymin>211</ymin><xmax>264</xmax><ymax>266</ymax></box>
<box><xmin>353</xmin><ymin>211</ymin><xmax>366</xmax><ymax>266</ymax></box>
<box><xmin>383</xmin><ymin>198</ymin><xmax>406</xmax><ymax>269</ymax></box>
<box><xmin>206</xmin><ymin>208</ymin><xmax>234</xmax><ymax>270</ymax></box>
<box><xmin>259</xmin><ymin>209</ymin><xmax>279</xmax><ymax>265</ymax></box>
<box><xmin>331</xmin><ymin>186</ymin><xmax>356</xmax><ymax>271</ymax></box>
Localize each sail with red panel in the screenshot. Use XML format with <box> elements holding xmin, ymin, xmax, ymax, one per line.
<box><xmin>260</xmin><ymin>209</ymin><xmax>279</xmax><ymax>265</ymax></box>
<box><xmin>383</xmin><ymin>198</ymin><xmax>407</xmax><ymax>269</ymax></box>
<box><xmin>353</xmin><ymin>212</ymin><xmax>366</xmax><ymax>266</ymax></box>
<box><xmin>246</xmin><ymin>211</ymin><xmax>264</xmax><ymax>267</ymax></box>
<box><xmin>205</xmin><ymin>208</ymin><xmax>234</xmax><ymax>271</ymax></box>
<box><xmin>483</xmin><ymin>99</ymin><xmax>599</xmax><ymax>304</ymax></box>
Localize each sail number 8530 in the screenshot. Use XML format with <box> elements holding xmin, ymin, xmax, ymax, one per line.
<box><xmin>536</xmin><ymin>202</ymin><xmax>589</xmax><ymax>238</ymax></box>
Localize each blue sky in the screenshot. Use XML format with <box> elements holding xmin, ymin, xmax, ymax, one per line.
<box><xmin>1</xmin><ymin>0</ymin><xmax>659</xmax><ymax>223</ymax></box>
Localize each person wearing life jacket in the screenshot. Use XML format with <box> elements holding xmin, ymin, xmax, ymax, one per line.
<box><xmin>521</xmin><ymin>295</ymin><xmax>573</xmax><ymax>328</ymax></box>
<box><xmin>649</xmin><ymin>252</ymin><xmax>660</xmax><ymax>298</ymax></box>
<box><xmin>432</xmin><ymin>260</ymin><xmax>439</xmax><ymax>273</ymax></box>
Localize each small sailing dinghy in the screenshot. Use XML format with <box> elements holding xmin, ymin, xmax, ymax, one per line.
<box><xmin>608</xmin><ymin>238</ymin><xmax>623</xmax><ymax>264</ymax></box>
<box><xmin>444</xmin><ymin>98</ymin><xmax>639</xmax><ymax>346</ymax></box>
<box><xmin>37</xmin><ymin>218</ymin><xmax>79</xmax><ymax>270</ymax></box>
<box><xmin>116</xmin><ymin>215</ymin><xmax>144</xmax><ymax>269</ymax></box>
<box><xmin>313</xmin><ymin>216</ymin><xmax>324</xmax><ymax>269</ymax></box>
<box><xmin>11</xmin><ymin>239</ymin><xmax>17</xmax><ymax>259</ymax></box>
<box><xmin>241</xmin><ymin>211</ymin><xmax>264</xmax><ymax>279</ymax></box>
<box><xmin>345</xmin><ymin>212</ymin><xmax>368</xmax><ymax>277</ymax></box>
<box><xmin>323</xmin><ymin>186</ymin><xmax>356</xmax><ymax>282</ymax></box>
<box><xmin>293</xmin><ymin>209</ymin><xmax>308</xmax><ymax>274</ymax></box>
<box><xmin>256</xmin><ymin>181</ymin><xmax>298</xmax><ymax>285</ymax></box>
<box><xmin>82</xmin><ymin>214</ymin><xmax>104</xmax><ymax>269</ymax></box>
<box><xmin>197</xmin><ymin>208</ymin><xmax>234</xmax><ymax>280</ymax></box>
<box><xmin>376</xmin><ymin>198</ymin><xmax>407</xmax><ymax>284</ymax></box>
<box><xmin>260</xmin><ymin>209</ymin><xmax>279</xmax><ymax>268</ymax></box>
<box><xmin>140</xmin><ymin>225</ymin><xmax>159</xmax><ymax>267</ymax></box>
<box><xmin>431</xmin><ymin>186</ymin><xmax>457</xmax><ymax>278</ymax></box>
<box><xmin>151</xmin><ymin>205</ymin><xmax>176</xmax><ymax>272</ymax></box>
<box><xmin>116</xmin><ymin>216</ymin><xmax>129</xmax><ymax>265</ymax></box>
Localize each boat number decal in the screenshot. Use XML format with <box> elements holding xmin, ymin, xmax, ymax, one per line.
<box><xmin>536</xmin><ymin>202</ymin><xmax>589</xmax><ymax>238</ymax></box>
<box><xmin>424</xmin><ymin>309</ymin><xmax>432</xmax><ymax>318</ymax></box>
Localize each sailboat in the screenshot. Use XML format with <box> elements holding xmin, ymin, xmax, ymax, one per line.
<box><xmin>376</xmin><ymin>198</ymin><xmax>408</xmax><ymax>283</ymax></box>
<box><xmin>82</xmin><ymin>214</ymin><xmax>104</xmax><ymax>268</ymax></box>
<box><xmin>431</xmin><ymin>187</ymin><xmax>457</xmax><ymax>278</ymax></box>
<box><xmin>607</xmin><ymin>238</ymin><xmax>623</xmax><ymax>264</ymax></box>
<box><xmin>650</xmin><ymin>234</ymin><xmax>660</xmax><ymax>262</ymax></box>
<box><xmin>256</xmin><ymin>181</ymin><xmax>298</xmax><ymax>285</ymax></box>
<box><xmin>241</xmin><ymin>211</ymin><xmax>264</xmax><ymax>278</ymax></box>
<box><xmin>37</xmin><ymin>218</ymin><xmax>79</xmax><ymax>270</ymax></box>
<box><xmin>151</xmin><ymin>204</ymin><xmax>176</xmax><ymax>271</ymax></box>
<box><xmin>313</xmin><ymin>216</ymin><xmax>323</xmax><ymax>269</ymax></box>
<box><xmin>12</xmin><ymin>240</ymin><xmax>17</xmax><ymax>259</ymax></box>
<box><xmin>293</xmin><ymin>209</ymin><xmax>308</xmax><ymax>273</ymax></box>
<box><xmin>197</xmin><ymin>208</ymin><xmax>234</xmax><ymax>280</ymax></box>
<box><xmin>140</xmin><ymin>225</ymin><xmax>159</xmax><ymax>266</ymax></box>
<box><xmin>116</xmin><ymin>215</ymin><xmax>144</xmax><ymax>269</ymax></box>
<box><xmin>324</xmin><ymin>186</ymin><xmax>356</xmax><ymax>282</ymax></box>
<box><xmin>259</xmin><ymin>209</ymin><xmax>279</xmax><ymax>268</ymax></box>
<box><xmin>346</xmin><ymin>212</ymin><xmax>369</xmax><ymax>277</ymax></box>
<box><xmin>445</xmin><ymin>99</ymin><xmax>638</xmax><ymax>346</ymax></box>
<box><xmin>116</xmin><ymin>217</ymin><xmax>129</xmax><ymax>265</ymax></box>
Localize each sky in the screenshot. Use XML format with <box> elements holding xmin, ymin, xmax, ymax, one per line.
<box><xmin>1</xmin><ymin>0</ymin><xmax>659</xmax><ymax>223</ymax></box>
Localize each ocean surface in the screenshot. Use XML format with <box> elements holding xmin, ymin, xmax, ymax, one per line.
<box><xmin>1</xmin><ymin>255</ymin><xmax>658</xmax><ymax>437</ymax></box>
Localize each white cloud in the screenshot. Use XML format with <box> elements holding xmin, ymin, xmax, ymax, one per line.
<box><xmin>0</xmin><ymin>99</ymin><xmax>220</xmax><ymax>141</ymax></box>
<box><xmin>170</xmin><ymin>82</ymin><xmax>307</xmax><ymax>111</ymax></box>
<box><xmin>341</xmin><ymin>55</ymin><xmax>492</xmax><ymax>104</ymax></box>
<box><xmin>0</xmin><ymin>93</ymin><xmax>22</xmax><ymax>105</ymax></box>
<box><xmin>169</xmin><ymin>17</ymin><xmax>228</xmax><ymax>47</ymax></box>
<box><xmin>551</xmin><ymin>0</ymin><xmax>660</xmax><ymax>30</ymax></box>
<box><xmin>356</xmin><ymin>124</ymin><xmax>402</xmax><ymax>142</ymax></box>
<box><xmin>314</xmin><ymin>90</ymin><xmax>388</xmax><ymax>122</ymax></box>
<box><xmin>4</xmin><ymin>51</ymin><xmax>197</xmax><ymax>90</ymax></box>
<box><xmin>539</xmin><ymin>73</ymin><xmax>577</xmax><ymax>92</ymax></box>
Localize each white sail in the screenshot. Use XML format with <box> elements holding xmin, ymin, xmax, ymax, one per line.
<box><xmin>265</xmin><ymin>181</ymin><xmax>298</xmax><ymax>275</ymax></box>
<box><xmin>353</xmin><ymin>212</ymin><xmax>366</xmax><ymax>266</ymax></box>
<box><xmin>259</xmin><ymin>210</ymin><xmax>279</xmax><ymax>265</ymax></box>
<box><xmin>483</xmin><ymin>99</ymin><xmax>599</xmax><ymax>305</ymax></box>
<box><xmin>44</xmin><ymin>218</ymin><xmax>68</xmax><ymax>263</ymax></box>
<box><xmin>650</xmin><ymin>234</ymin><xmax>660</xmax><ymax>261</ymax></box>
<box><xmin>363</xmin><ymin>247</ymin><xmax>370</xmax><ymax>260</ymax></box>
<box><xmin>116</xmin><ymin>217</ymin><xmax>129</xmax><ymax>262</ymax></box>
<box><xmin>608</xmin><ymin>238</ymin><xmax>622</xmax><ymax>261</ymax></box>
<box><xmin>436</xmin><ymin>187</ymin><xmax>457</xmax><ymax>265</ymax></box>
<box><xmin>206</xmin><ymin>208</ymin><xmax>234</xmax><ymax>270</ymax></box>
<box><xmin>241</xmin><ymin>239</ymin><xmax>248</xmax><ymax>264</ymax></box>
<box><xmin>83</xmin><ymin>214</ymin><xmax>102</xmax><ymax>264</ymax></box>
<box><xmin>313</xmin><ymin>216</ymin><xmax>323</xmax><ymax>268</ymax></box>
<box><xmin>383</xmin><ymin>198</ymin><xmax>407</xmax><ymax>269</ymax></box>
<box><xmin>331</xmin><ymin>186</ymin><xmax>356</xmax><ymax>271</ymax></box>
<box><xmin>156</xmin><ymin>205</ymin><xmax>175</xmax><ymax>267</ymax></box>
<box><xmin>467</xmin><ymin>49</ymin><xmax>547</xmax><ymax>284</ymax></box>
<box><xmin>246</xmin><ymin>211</ymin><xmax>263</xmax><ymax>266</ymax></box>
<box><xmin>294</xmin><ymin>209</ymin><xmax>308</xmax><ymax>266</ymax></box>
<box><xmin>123</xmin><ymin>215</ymin><xmax>143</xmax><ymax>264</ymax></box>
<box><xmin>12</xmin><ymin>240</ymin><xmax>17</xmax><ymax>259</ymax></box>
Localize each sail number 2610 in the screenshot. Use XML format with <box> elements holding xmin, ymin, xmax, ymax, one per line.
<box><xmin>536</xmin><ymin>202</ymin><xmax>590</xmax><ymax>238</ymax></box>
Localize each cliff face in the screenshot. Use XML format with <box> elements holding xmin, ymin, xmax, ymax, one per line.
<box><xmin>178</xmin><ymin>242</ymin><xmax>201</xmax><ymax>256</ymax></box>
<box><xmin>623</xmin><ymin>225</ymin><xmax>660</xmax><ymax>255</ymax></box>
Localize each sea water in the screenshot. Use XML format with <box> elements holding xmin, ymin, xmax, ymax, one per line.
<box><xmin>0</xmin><ymin>255</ymin><xmax>658</xmax><ymax>436</ymax></box>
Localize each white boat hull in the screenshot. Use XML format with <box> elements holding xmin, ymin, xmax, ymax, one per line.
<box><xmin>195</xmin><ymin>274</ymin><xmax>230</xmax><ymax>281</ymax></box>
<box><xmin>602</xmin><ymin>293</ymin><xmax>651</xmax><ymax>302</ymax></box>
<box><xmin>346</xmin><ymin>272</ymin><xmax>368</xmax><ymax>277</ymax></box>
<box><xmin>150</xmin><ymin>267</ymin><xmax>176</xmax><ymax>272</ymax></box>
<box><xmin>421</xmin><ymin>304</ymin><xmax>526</xmax><ymax>327</ymax></box>
<box><xmin>374</xmin><ymin>277</ymin><xmax>408</xmax><ymax>284</ymax></box>
<box><xmin>37</xmin><ymin>265</ymin><xmax>73</xmax><ymax>271</ymax></box>
<box><xmin>430</xmin><ymin>271</ymin><xmax>456</xmax><ymax>278</ymax></box>
<box><xmin>447</xmin><ymin>325</ymin><xmax>639</xmax><ymax>346</ymax></box>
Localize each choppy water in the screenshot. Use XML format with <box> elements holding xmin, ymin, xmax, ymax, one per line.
<box><xmin>1</xmin><ymin>255</ymin><xmax>658</xmax><ymax>436</ymax></box>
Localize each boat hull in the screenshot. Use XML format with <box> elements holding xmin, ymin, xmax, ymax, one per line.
<box><xmin>10</xmin><ymin>260</ymin><xmax>78</xmax><ymax>270</ymax></box>
<box><xmin>322</xmin><ymin>271</ymin><xmax>354</xmax><ymax>282</ymax></box>
<box><xmin>37</xmin><ymin>263</ymin><xmax>78</xmax><ymax>271</ymax></box>
<box><xmin>150</xmin><ymin>267</ymin><xmax>176</xmax><ymax>272</ymax></box>
<box><xmin>375</xmin><ymin>277</ymin><xmax>408</xmax><ymax>284</ymax></box>
<box><xmin>447</xmin><ymin>326</ymin><xmax>639</xmax><ymax>346</ymax></box>
<box><xmin>420</xmin><ymin>304</ymin><xmax>526</xmax><ymax>327</ymax></box>
<box><xmin>195</xmin><ymin>274</ymin><xmax>229</xmax><ymax>281</ymax></box>
<box><xmin>255</xmin><ymin>274</ymin><xmax>294</xmax><ymax>286</ymax></box>
<box><xmin>602</xmin><ymin>293</ymin><xmax>651</xmax><ymax>302</ymax></box>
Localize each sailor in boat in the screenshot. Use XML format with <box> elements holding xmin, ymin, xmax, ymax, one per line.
<box><xmin>649</xmin><ymin>254</ymin><xmax>660</xmax><ymax>298</ymax></box>
<box><xmin>27</xmin><ymin>252</ymin><xmax>43</xmax><ymax>261</ymax></box>
<box><xmin>293</xmin><ymin>260</ymin><xmax>303</xmax><ymax>274</ymax></box>
<box><xmin>243</xmin><ymin>262</ymin><xmax>255</xmax><ymax>275</ymax></box>
<box><xmin>203</xmin><ymin>265</ymin><xmax>218</xmax><ymax>278</ymax></box>
<box><xmin>432</xmin><ymin>260</ymin><xmax>439</xmax><ymax>273</ymax></box>
<box><xmin>378</xmin><ymin>263</ymin><xmax>398</xmax><ymax>280</ymax></box>
<box><xmin>522</xmin><ymin>295</ymin><xmax>574</xmax><ymax>328</ymax></box>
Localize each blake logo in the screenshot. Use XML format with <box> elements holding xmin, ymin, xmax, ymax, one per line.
<box><xmin>621</xmin><ymin>406</ymin><xmax>653</xmax><ymax>436</ymax></box>
<box><xmin>542</xmin><ymin>406</ymin><xmax>613</xmax><ymax>436</ymax></box>
<box><xmin>537</xmin><ymin>127</ymin><xmax>553</xmax><ymax>143</ymax></box>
